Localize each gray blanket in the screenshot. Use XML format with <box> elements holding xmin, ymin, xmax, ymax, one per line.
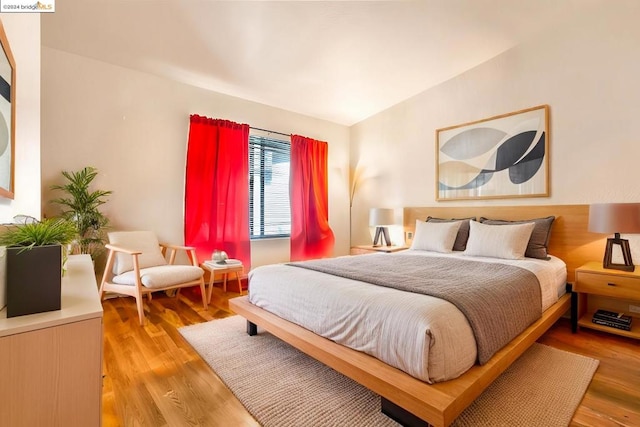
<box><xmin>288</xmin><ymin>253</ymin><xmax>541</xmax><ymax>364</ymax></box>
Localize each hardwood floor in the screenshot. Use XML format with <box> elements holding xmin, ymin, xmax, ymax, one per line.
<box><xmin>538</xmin><ymin>320</ymin><xmax>640</xmax><ymax>426</ymax></box>
<box><xmin>102</xmin><ymin>286</ymin><xmax>640</xmax><ymax>426</ymax></box>
<box><xmin>102</xmin><ymin>286</ymin><xmax>259</xmax><ymax>427</ymax></box>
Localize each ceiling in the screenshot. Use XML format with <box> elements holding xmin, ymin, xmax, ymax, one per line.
<box><xmin>42</xmin><ymin>0</ymin><xmax>585</xmax><ymax>126</ymax></box>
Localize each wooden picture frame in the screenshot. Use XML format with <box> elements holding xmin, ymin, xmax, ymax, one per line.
<box><xmin>0</xmin><ymin>19</ymin><xmax>15</xmax><ymax>199</ymax></box>
<box><xmin>436</xmin><ymin>105</ymin><xmax>549</xmax><ymax>201</ymax></box>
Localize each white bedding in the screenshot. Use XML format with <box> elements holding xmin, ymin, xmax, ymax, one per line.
<box><xmin>248</xmin><ymin>251</ymin><xmax>567</xmax><ymax>383</ymax></box>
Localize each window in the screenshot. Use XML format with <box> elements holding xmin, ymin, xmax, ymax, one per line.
<box><xmin>249</xmin><ymin>133</ymin><xmax>291</xmax><ymax>238</ymax></box>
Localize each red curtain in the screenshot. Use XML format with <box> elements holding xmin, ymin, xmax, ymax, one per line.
<box><xmin>184</xmin><ymin>115</ymin><xmax>251</xmax><ymax>271</ymax></box>
<box><xmin>290</xmin><ymin>135</ymin><xmax>335</xmax><ymax>261</ymax></box>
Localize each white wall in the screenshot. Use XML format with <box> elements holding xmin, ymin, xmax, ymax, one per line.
<box><xmin>41</xmin><ymin>48</ymin><xmax>350</xmax><ymax>268</ymax></box>
<box><xmin>350</xmin><ymin>2</ymin><xmax>640</xmax><ymax>245</ymax></box>
<box><xmin>0</xmin><ymin>15</ymin><xmax>40</xmax><ymax>223</ymax></box>
<box><xmin>39</xmin><ymin>1</ymin><xmax>640</xmax><ymax>256</ymax></box>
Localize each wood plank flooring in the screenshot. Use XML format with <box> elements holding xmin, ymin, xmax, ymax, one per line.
<box><xmin>102</xmin><ymin>286</ymin><xmax>640</xmax><ymax>426</ymax></box>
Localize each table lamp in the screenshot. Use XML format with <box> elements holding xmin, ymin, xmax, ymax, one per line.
<box><xmin>588</xmin><ymin>203</ymin><xmax>640</xmax><ymax>271</ymax></box>
<box><xmin>369</xmin><ymin>208</ymin><xmax>394</xmax><ymax>247</ymax></box>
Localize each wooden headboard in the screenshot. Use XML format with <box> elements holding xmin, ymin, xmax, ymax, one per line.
<box><xmin>404</xmin><ymin>204</ymin><xmax>604</xmax><ymax>282</ymax></box>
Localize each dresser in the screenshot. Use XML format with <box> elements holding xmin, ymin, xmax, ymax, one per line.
<box><xmin>0</xmin><ymin>254</ymin><xmax>104</xmax><ymax>426</ymax></box>
<box><xmin>574</xmin><ymin>261</ymin><xmax>640</xmax><ymax>339</ymax></box>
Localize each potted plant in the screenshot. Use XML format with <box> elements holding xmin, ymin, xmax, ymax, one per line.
<box><xmin>50</xmin><ymin>166</ymin><xmax>112</xmax><ymax>261</ymax></box>
<box><xmin>0</xmin><ymin>217</ymin><xmax>77</xmax><ymax>317</ymax></box>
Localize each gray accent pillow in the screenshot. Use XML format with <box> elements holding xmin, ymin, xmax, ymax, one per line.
<box><xmin>426</xmin><ymin>217</ymin><xmax>475</xmax><ymax>251</ymax></box>
<box><xmin>478</xmin><ymin>216</ymin><xmax>555</xmax><ymax>260</ymax></box>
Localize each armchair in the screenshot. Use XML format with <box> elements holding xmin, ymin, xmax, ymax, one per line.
<box><xmin>98</xmin><ymin>231</ymin><xmax>206</xmax><ymax>325</ymax></box>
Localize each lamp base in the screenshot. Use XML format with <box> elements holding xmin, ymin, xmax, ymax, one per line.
<box><xmin>603</xmin><ymin>236</ymin><xmax>635</xmax><ymax>272</ymax></box>
<box><xmin>373</xmin><ymin>226</ymin><xmax>391</xmax><ymax>247</ymax></box>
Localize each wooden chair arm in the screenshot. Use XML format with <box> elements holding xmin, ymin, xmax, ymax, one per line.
<box><xmin>160</xmin><ymin>243</ymin><xmax>196</xmax><ymax>251</ymax></box>
<box><xmin>101</xmin><ymin>244</ymin><xmax>143</xmax><ymax>288</ymax></box>
<box><xmin>105</xmin><ymin>243</ymin><xmax>142</xmax><ymax>256</ymax></box>
<box><xmin>158</xmin><ymin>243</ymin><xmax>199</xmax><ymax>266</ymax></box>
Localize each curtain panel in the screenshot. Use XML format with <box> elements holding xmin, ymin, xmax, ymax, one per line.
<box><xmin>290</xmin><ymin>134</ymin><xmax>335</xmax><ymax>261</ymax></box>
<box><xmin>184</xmin><ymin>115</ymin><xmax>251</xmax><ymax>271</ymax></box>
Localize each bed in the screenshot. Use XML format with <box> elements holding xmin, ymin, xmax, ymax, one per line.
<box><xmin>230</xmin><ymin>205</ymin><xmax>602</xmax><ymax>427</ymax></box>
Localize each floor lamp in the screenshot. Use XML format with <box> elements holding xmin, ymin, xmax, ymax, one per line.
<box><xmin>588</xmin><ymin>203</ymin><xmax>640</xmax><ymax>272</ymax></box>
<box><xmin>369</xmin><ymin>208</ymin><xmax>394</xmax><ymax>247</ymax></box>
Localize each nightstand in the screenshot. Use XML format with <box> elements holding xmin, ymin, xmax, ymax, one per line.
<box><xmin>350</xmin><ymin>245</ymin><xmax>407</xmax><ymax>255</ymax></box>
<box><xmin>200</xmin><ymin>262</ymin><xmax>244</xmax><ymax>301</ymax></box>
<box><xmin>574</xmin><ymin>261</ymin><xmax>640</xmax><ymax>339</ymax></box>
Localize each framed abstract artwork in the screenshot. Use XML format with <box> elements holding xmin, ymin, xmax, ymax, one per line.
<box><xmin>0</xmin><ymin>19</ymin><xmax>15</xmax><ymax>199</ymax></box>
<box><xmin>436</xmin><ymin>105</ymin><xmax>549</xmax><ymax>201</ymax></box>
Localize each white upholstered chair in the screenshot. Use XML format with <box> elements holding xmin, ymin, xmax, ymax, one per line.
<box><xmin>98</xmin><ymin>231</ymin><xmax>206</xmax><ymax>325</ymax></box>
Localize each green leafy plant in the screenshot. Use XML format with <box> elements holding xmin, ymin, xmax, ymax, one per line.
<box><xmin>0</xmin><ymin>218</ymin><xmax>77</xmax><ymax>251</ymax></box>
<box><xmin>50</xmin><ymin>166</ymin><xmax>112</xmax><ymax>260</ymax></box>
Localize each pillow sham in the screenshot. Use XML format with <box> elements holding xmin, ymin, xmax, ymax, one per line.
<box><xmin>463</xmin><ymin>220</ymin><xmax>535</xmax><ymax>260</ymax></box>
<box><xmin>426</xmin><ymin>216</ymin><xmax>474</xmax><ymax>251</ymax></box>
<box><xmin>410</xmin><ymin>220</ymin><xmax>462</xmax><ymax>253</ymax></box>
<box><xmin>479</xmin><ymin>216</ymin><xmax>555</xmax><ymax>260</ymax></box>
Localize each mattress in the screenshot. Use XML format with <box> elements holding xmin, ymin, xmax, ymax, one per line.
<box><xmin>248</xmin><ymin>250</ymin><xmax>567</xmax><ymax>383</ymax></box>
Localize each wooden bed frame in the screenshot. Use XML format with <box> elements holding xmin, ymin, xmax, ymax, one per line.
<box><xmin>229</xmin><ymin>204</ymin><xmax>603</xmax><ymax>427</ymax></box>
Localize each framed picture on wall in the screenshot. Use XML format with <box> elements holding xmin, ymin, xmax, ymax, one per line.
<box><xmin>0</xmin><ymin>19</ymin><xmax>15</xmax><ymax>199</ymax></box>
<box><xmin>436</xmin><ymin>105</ymin><xmax>549</xmax><ymax>201</ymax></box>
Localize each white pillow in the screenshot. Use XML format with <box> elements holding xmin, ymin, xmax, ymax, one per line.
<box><xmin>464</xmin><ymin>220</ymin><xmax>535</xmax><ymax>260</ymax></box>
<box><xmin>109</xmin><ymin>231</ymin><xmax>168</xmax><ymax>275</ymax></box>
<box><xmin>410</xmin><ymin>220</ymin><xmax>462</xmax><ymax>253</ymax></box>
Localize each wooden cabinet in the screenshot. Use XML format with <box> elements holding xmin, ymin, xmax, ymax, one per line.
<box><xmin>350</xmin><ymin>245</ymin><xmax>407</xmax><ymax>255</ymax></box>
<box><xmin>0</xmin><ymin>255</ymin><xmax>104</xmax><ymax>426</ymax></box>
<box><xmin>574</xmin><ymin>261</ymin><xmax>640</xmax><ymax>339</ymax></box>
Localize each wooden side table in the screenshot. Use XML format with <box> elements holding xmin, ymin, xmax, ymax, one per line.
<box><xmin>201</xmin><ymin>262</ymin><xmax>244</xmax><ymax>302</ymax></box>
<box><xmin>574</xmin><ymin>261</ymin><xmax>640</xmax><ymax>339</ymax></box>
<box><xmin>350</xmin><ymin>245</ymin><xmax>407</xmax><ymax>255</ymax></box>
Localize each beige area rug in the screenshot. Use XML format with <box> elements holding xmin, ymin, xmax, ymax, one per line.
<box><xmin>179</xmin><ymin>316</ymin><xmax>599</xmax><ymax>427</ymax></box>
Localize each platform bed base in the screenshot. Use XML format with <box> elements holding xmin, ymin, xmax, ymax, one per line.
<box><xmin>382</xmin><ymin>397</ymin><xmax>430</xmax><ymax>427</ymax></box>
<box><xmin>230</xmin><ymin>294</ymin><xmax>570</xmax><ymax>427</ymax></box>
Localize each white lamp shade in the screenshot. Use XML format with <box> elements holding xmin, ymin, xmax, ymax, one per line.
<box><xmin>369</xmin><ymin>208</ymin><xmax>395</xmax><ymax>227</ymax></box>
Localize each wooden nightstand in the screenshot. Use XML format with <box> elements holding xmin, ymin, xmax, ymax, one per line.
<box><xmin>574</xmin><ymin>261</ymin><xmax>640</xmax><ymax>339</ymax></box>
<box><xmin>201</xmin><ymin>262</ymin><xmax>244</xmax><ymax>301</ymax></box>
<box><xmin>350</xmin><ymin>245</ymin><xmax>407</xmax><ymax>255</ymax></box>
